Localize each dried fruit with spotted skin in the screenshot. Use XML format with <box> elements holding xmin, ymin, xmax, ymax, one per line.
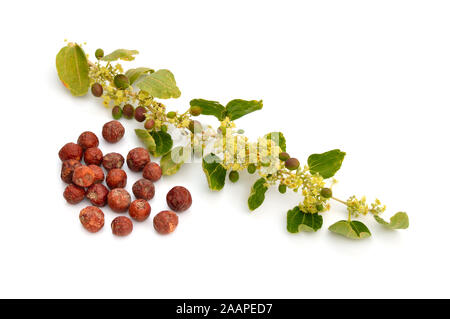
<box><xmin>84</xmin><ymin>147</ymin><xmax>103</xmax><ymax>166</ymax></box>
<box><xmin>77</xmin><ymin>131</ymin><xmax>99</xmax><ymax>150</ymax></box>
<box><xmin>102</xmin><ymin>152</ymin><xmax>124</xmax><ymax>171</ymax></box>
<box><xmin>61</xmin><ymin>159</ymin><xmax>82</xmax><ymax>184</ymax></box>
<box><xmin>143</xmin><ymin>162</ymin><xmax>162</xmax><ymax>182</ymax></box>
<box><xmin>106</xmin><ymin>168</ymin><xmax>127</xmax><ymax>189</ymax></box>
<box><xmin>132</xmin><ymin>179</ymin><xmax>155</xmax><ymax>200</ymax></box>
<box><xmin>72</xmin><ymin>166</ymin><xmax>95</xmax><ymax>188</ymax></box>
<box><xmin>79</xmin><ymin>206</ymin><xmax>105</xmax><ymax>233</ymax></box>
<box><xmin>102</xmin><ymin>120</ymin><xmax>125</xmax><ymax>143</ymax></box>
<box><xmin>111</xmin><ymin>216</ymin><xmax>133</xmax><ymax>236</ymax></box>
<box><xmin>59</xmin><ymin>142</ymin><xmax>83</xmax><ymax>161</ymax></box>
<box><xmin>86</xmin><ymin>183</ymin><xmax>109</xmax><ymax>207</ymax></box>
<box><xmin>166</xmin><ymin>186</ymin><xmax>192</xmax><ymax>212</ymax></box>
<box><xmin>63</xmin><ymin>184</ymin><xmax>86</xmax><ymax>204</ymax></box>
<box><xmin>126</xmin><ymin>147</ymin><xmax>150</xmax><ymax>172</ymax></box>
<box><xmin>129</xmin><ymin>199</ymin><xmax>151</xmax><ymax>221</ymax></box>
<box><xmin>153</xmin><ymin>211</ymin><xmax>178</xmax><ymax>234</ymax></box>
<box><xmin>88</xmin><ymin>164</ymin><xmax>104</xmax><ymax>183</ymax></box>
<box><xmin>107</xmin><ymin>188</ymin><xmax>131</xmax><ymax>213</ymax></box>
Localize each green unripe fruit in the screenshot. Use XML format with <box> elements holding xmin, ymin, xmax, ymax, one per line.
<box><xmin>285</xmin><ymin>157</ymin><xmax>299</xmax><ymax>170</ymax></box>
<box><xmin>167</xmin><ymin>111</ymin><xmax>177</xmax><ymax>119</ymax></box>
<box><xmin>247</xmin><ymin>164</ymin><xmax>256</xmax><ymax>174</ymax></box>
<box><xmin>113</xmin><ymin>74</ymin><xmax>130</xmax><ymax>89</ymax></box>
<box><xmin>161</xmin><ymin>125</ymin><xmax>168</xmax><ymax>133</ymax></box>
<box><xmin>190</xmin><ymin>106</ymin><xmax>202</xmax><ymax>116</ymax></box>
<box><xmin>112</xmin><ymin>105</ymin><xmax>122</xmax><ymax>120</ymax></box>
<box><xmin>279</xmin><ymin>152</ymin><xmax>290</xmax><ymax>161</ymax></box>
<box><xmin>316</xmin><ymin>204</ymin><xmax>324</xmax><ymax>212</ymax></box>
<box><xmin>189</xmin><ymin>120</ymin><xmax>202</xmax><ymax>133</ymax></box>
<box><xmin>278</xmin><ymin>184</ymin><xmax>287</xmax><ymax>194</ymax></box>
<box><xmin>91</xmin><ymin>83</ymin><xmax>103</xmax><ymax>97</ymax></box>
<box><xmin>95</xmin><ymin>48</ymin><xmax>104</xmax><ymax>60</ymax></box>
<box><xmin>144</xmin><ymin>119</ymin><xmax>155</xmax><ymax>130</ymax></box>
<box><xmin>122</xmin><ymin>104</ymin><xmax>134</xmax><ymax>119</ymax></box>
<box><xmin>320</xmin><ymin>188</ymin><xmax>332</xmax><ymax>199</ymax></box>
<box><xmin>229</xmin><ymin>171</ymin><xmax>239</xmax><ymax>183</ymax></box>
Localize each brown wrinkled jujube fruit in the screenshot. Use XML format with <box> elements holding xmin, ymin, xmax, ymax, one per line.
<box><xmin>107</xmin><ymin>188</ymin><xmax>131</xmax><ymax>213</ymax></box>
<box><xmin>102</xmin><ymin>152</ymin><xmax>124</xmax><ymax>171</ymax></box>
<box><xmin>129</xmin><ymin>199</ymin><xmax>151</xmax><ymax>221</ymax></box>
<box><xmin>132</xmin><ymin>179</ymin><xmax>155</xmax><ymax>200</ymax></box>
<box><xmin>84</xmin><ymin>147</ymin><xmax>103</xmax><ymax>166</ymax></box>
<box><xmin>79</xmin><ymin>206</ymin><xmax>105</xmax><ymax>233</ymax></box>
<box><xmin>143</xmin><ymin>162</ymin><xmax>162</xmax><ymax>182</ymax></box>
<box><xmin>63</xmin><ymin>184</ymin><xmax>86</xmax><ymax>204</ymax></box>
<box><xmin>86</xmin><ymin>183</ymin><xmax>109</xmax><ymax>207</ymax></box>
<box><xmin>166</xmin><ymin>186</ymin><xmax>192</xmax><ymax>212</ymax></box>
<box><xmin>72</xmin><ymin>165</ymin><xmax>95</xmax><ymax>188</ymax></box>
<box><xmin>153</xmin><ymin>210</ymin><xmax>178</xmax><ymax>234</ymax></box>
<box><xmin>126</xmin><ymin>147</ymin><xmax>150</xmax><ymax>172</ymax></box>
<box><xmin>77</xmin><ymin>131</ymin><xmax>99</xmax><ymax>150</ymax></box>
<box><xmin>59</xmin><ymin>142</ymin><xmax>83</xmax><ymax>162</ymax></box>
<box><xmin>88</xmin><ymin>165</ymin><xmax>104</xmax><ymax>183</ymax></box>
<box><xmin>61</xmin><ymin>159</ymin><xmax>82</xmax><ymax>184</ymax></box>
<box><xmin>111</xmin><ymin>216</ymin><xmax>133</xmax><ymax>236</ymax></box>
<box><xmin>106</xmin><ymin>168</ymin><xmax>127</xmax><ymax>189</ymax></box>
<box><xmin>102</xmin><ymin>120</ymin><xmax>125</xmax><ymax>143</ymax></box>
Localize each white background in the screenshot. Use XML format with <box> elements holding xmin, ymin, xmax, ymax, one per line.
<box><xmin>0</xmin><ymin>0</ymin><xmax>449</xmax><ymax>298</ymax></box>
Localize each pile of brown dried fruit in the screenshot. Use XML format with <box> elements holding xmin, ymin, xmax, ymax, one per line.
<box><xmin>59</xmin><ymin>120</ymin><xmax>192</xmax><ymax>237</ymax></box>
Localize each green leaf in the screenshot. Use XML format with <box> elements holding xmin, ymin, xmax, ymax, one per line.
<box><xmin>328</xmin><ymin>220</ymin><xmax>371</xmax><ymax>239</ymax></box>
<box><xmin>264</xmin><ymin>132</ymin><xmax>286</xmax><ymax>152</ymax></box>
<box><xmin>101</xmin><ymin>49</ymin><xmax>139</xmax><ymax>62</ymax></box>
<box><xmin>286</xmin><ymin>206</ymin><xmax>323</xmax><ymax>233</ymax></box>
<box><xmin>248</xmin><ymin>178</ymin><xmax>269</xmax><ymax>211</ymax></box>
<box><xmin>225</xmin><ymin>99</ymin><xmax>263</xmax><ymax>121</ymax></box>
<box><xmin>135</xmin><ymin>129</ymin><xmax>156</xmax><ymax>153</ymax></box>
<box><xmin>125</xmin><ymin>67</ymin><xmax>154</xmax><ymax>85</ymax></box>
<box><xmin>55</xmin><ymin>43</ymin><xmax>90</xmax><ymax>96</ymax></box>
<box><xmin>374</xmin><ymin>212</ymin><xmax>409</xmax><ymax>229</ymax></box>
<box><xmin>136</xmin><ymin>69</ymin><xmax>181</xmax><ymax>99</ymax></box>
<box><xmin>202</xmin><ymin>153</ymin><xmax>227</xmax><ymax>191</ymax></box>
<box><xmin>149</xmin><ymin>130</ymin><xmax>173</xmax><ymax>157</ymax></box>
<box><xmin>160</xmin><ymin>146</ymin><xmax>188</xmax><ymax>176</ymax></box>
<box><xmin>308</xmin><ymin>149</ymin><xmax>346</xmax><ymax>179</ymax></box>
<box><xmin>190</xmin><ymin>99</ymin><xmax>226</xmax><ymax>120</ymax></box>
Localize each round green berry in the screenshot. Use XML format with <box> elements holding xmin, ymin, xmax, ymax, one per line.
<box><xmin>320</xmin><ymin>188</ymin><xmax>332</xmax><ymax>199</ymax></box>
<box><xmin>229</xmin><ymin>171</ymin><xmax>239</xmax><ymax>183</ymax></box>
<box><xmin>316</xmin><ymin>204</ymin><xmax>324</xmax><ymax>212</ymax></box>
<box><xmin>285</xmin><ymin>157</ymin><xmax>299</xmax><ymax>170</ymax></box>
<box><xmin>91</xmin><ymin>83</ymin><xmax>103</xmax><ymax>97</ymax></box>
<box><xmin>190</xmin><ymin>106</ymin><xmax>202</xmax><ymax>116</ymax></box>
<box><xmin>278</xmin><ymin>184</ymin><xmax>287</xmax><ymax>194</ymax></box>
<box><xmin>247</xmin><ymin>164</ymin><xmax>256</xmax><ymax>174</ymax></box>
<box><xmin>161</xmin><ymin>125</ymin><xmax>168</xmax><ymax>133</ymax></box>
<box><xmin>122</xmin><ymin>104</ymin><xmax>134</xmax><ymax>119</ymax></box>
<box><xmin>113</xmin><ymin>74</ymin><xmax>129</xmax><ymax>89</ymax></box>
<box><xmin>279</xmin><ymin>152</ymin><xmax>290</xmax><ymax>161</ymax></box>
<box><xmin>167</xmin><ymin>111</ymin><xmax>177</xmax><ymax>119</ymax></box>
<box><xmin>112</xmin><ymin>105</ymin><xmax>122</xmax><ymax>120</ymax></box>
<box><xmin>95</xmin><ymin>48</ymin><xmax>104</xmax><ymax>60</ymax></box>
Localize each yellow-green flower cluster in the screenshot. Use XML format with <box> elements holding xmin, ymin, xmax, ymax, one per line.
<box><xmin>346</xmin><ymin>196</ymin><xmax>386</xmax><ymax>217</ymax></box>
